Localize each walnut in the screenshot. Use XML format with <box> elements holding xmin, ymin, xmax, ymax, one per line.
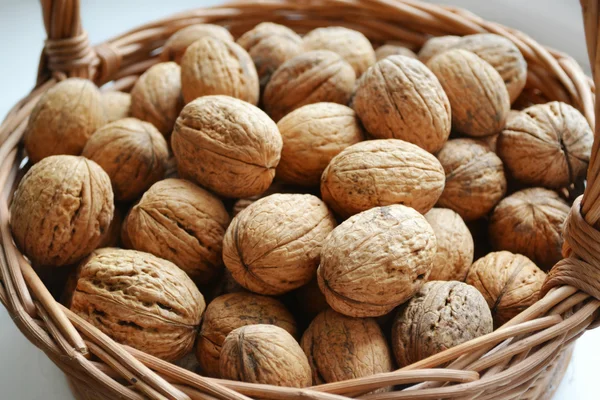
<box><xmin>196</xmin><ymin>292</ymin><xmax>296</xmax><ymax>377</ymax></box>
<box><xmin>318</xmin><ymin>205</ymin><xmax>436</xmax><ymax>317</ymax></box>
<box><xmin>232</xmin><ymin>196</ymin><xmax>260</xmax><ymax>218</ymax></box>
<box><xmin>10</xmin><ymin>155</ymin><xmax>114</xmax><ymax>267</ymax></box>
<box><xmin>497</xmin><ymin>102</ymin><xmax>593</xmax><ymax>189</ymax></box>
<box><xmin>427</xmin><ymin>49</ymin><xmax>510</xmax><ymax>137</ymax></box>
<box><xmin>436</xmin><ymin>138</ymin><xmax>507</xmax><ymax>221</ymax></box>
<box><xmin>24</xmin><ymin>78</ymin><xmax>105</xmax><ymax>163</ymax></box>
<box><xmin>210</xmin><ymin>269</ymin><xmax>247</xmax><ymax>299</ymax></box>
<box><xmin>352</xmin><ymin>55</ymin><xmax>451</xmax><ymax>153</ymax></box>
<box><xmin>263</xmin><ymin>50</ymin><xmax>355</xmax><ymax>121</ymax></box>
<box><xmin>220</xmin><ymin>324</ymin><xmax>312</xmax><ymax>387</ymax></box>
<box><xmin>391</xmin><ymin>281</ymin><xmax>492</xmax><ymax>367</ymax></box>
<box><xmin>321</xmin><ymin>139</ymin><xmax>445</xmax><ymax>218</ymax></box>
<box><xmin>164</xmin><ymin>155</ymin><xmax>178</xmax><ymax>179</ymax></box>
<box><xmin>123</xmin><ymin>179</ymin><xmax>230</xmax><ymax>283</ymax></box>
<box><xmin>418</xmin><ymin>35</ymin><xmax>461</xmax><ymax>63</ymax></box>
<box><xmin>161</xmin><ymin>24</ymin><xmax>234</xmax><ymax>64</ymax></box>
<box><xmin>181</xmin><ymin>37</ymin><xmax>259</xmax><ymax>105</ymax></box>
<box><xmin>424</xmin><ymin>208</ymin><xmax>474</xmax><ymax>281</ymax></box>
<box><xmin>101</xmin><ymin>91</ymin><xmax>131</xmax><ymax>123</ymax></box>
<box><xmin>70</xmin><ymin>248</ymin><xmax>205</xmax><ymax>361</ymax></box>
<box><xmin>489</xmin><ymin>188</ymin><xmax>569</xmax><ymax>271</ymax></box>
<box><xmin>81</xmin><ymin>118</ymin><xmax>169</xmax><ymax>202</ymax></box>
<box><xmin>171</xmin><ymin>95</ymin><xmax>282</xmax><ymax>198</ymax></box>
<box><xmin>130</xmin><ymin>62</ymin><xmax>184</xmax><ymax>137</ymax></box>
<box><xmin>98</xmin><ymin>207</ymin><xmax>123</xmax><ymax>248</ymax></box>
<box><xmin>466</xmin><ymin>251</ymin><xmax>546</xmax><ymax>326</ymax></box>
<box><xmin>375</xmin><ymin>44</ymin><xmax>417</xmax><ymax>61</ymax></box>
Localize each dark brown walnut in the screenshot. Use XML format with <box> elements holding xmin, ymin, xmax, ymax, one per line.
<box><xmin>160</xmin><ymin>24</ymin><xmax>234</xmax><ymax>64</ymax></box>
<box><xmin>82</xmin><ymin>118</ymin><xmax>169</xmax><ymax>202</ymax></box>
<box><xmin>497</xmin><ymin>102</ymin><xmax>593</xmax><ymax>189</ymax></box>
<box><xmin>489</xmin><ymin>188</ymin><xmax>570</xmax><ymax>271</ymax></box>
<box><xmin>10</xmin><ymin>155</ymin><xmax>114</xmax><ymax>267</ymax></box>
<box><xmin>220</xmin><ymin>324</ymin><xmax>312</xmax><ymax>387</ymax></box>
<box><xmin>352</xmin><ymin>55</ymin><xmax>451</xmax><ymax>153</ymax></box>
<box><xmin>292</xmin><ymin>278</ymin><xmax>329</xmax><ymax>320</ymax></box>
<box><xmin>223</xmin><ymin>194</ymin><xmax>336</xmax><ymax>295</ymax></box>
<box><xmin>424</xmin><ymin>208</ymin><xmax>474</xmax><ymax>281</ymax></box>
<box><xmin>437</xmin><ymin>138</ymin><xmax>507</xmax><ymax>221</ymax></box>
<box><xmin>98</xmin><ymin>207</ymin><xmax>123</xmax><ymax>248</ymax></box>
<box><xmin>263</xmin><ymin>50</ymin><xmax>355</xmax><ymax>121</ymax></box>
<box><xmin>196</xmin><ymin>292</ymin><xmax>296</xmax><ymax>377</ymax></box>
<box><xmin>418</xmin><ymin>35</ymin><xmax>461</xmax><ymax>63</ymax></box>
<box><xmin>392</xmin><ymin>281</ymin><xmax>492</xmax><ymax>367</ymax></box>
<box><xmin>321</xmin><ymin>139</ymin><xmax>445</xmax><ymax>218</ymax></box>
<box><xmin>318</xmin><ymin>205</ymin><xmax>436</xmax><ymax>317</ymax></box>
<box><xmin>123</xmin><ymin>179</ymin><xmax>230</xmax><ymax>283</ymax></box>
<box><xmin>70</xmin><ymin>248</ymin><xmax>205</xmax><ymax>361</ymax></box>
<box><xmin>164</xmin><ymin>155</ymin><xmax>178</xmax><ymax>179</ymax></box>
<box><xmin>171</xmin><ymin>95</ymin><xmax>282</xmax><ymax>198</ymax></box>
<box><xmin>181</xmin><ymin>37</ymin><xmax>259</xmax><ymax>105</ymax></box>
<box><xmin>427</xmin><ymin>49</ymin><xmax>510</xmax><ymax>137</ymax></box>
<box><xmin>24</xmin><ymin>78</ymin><xmax>106</xmax><ymax>163</ymax></box>
<box><xmin>130</xmin><ymin>62</ymin><xmax>184</xmax><ymax>137</ymax></box>
<box><xmin>101</xmin><ymin>91</ymin><xmax>131</xmax><ymax>123</ymax></box>
<box><xmin>375</xmin><ymin>44</ymin><xmax>417</xmax><ymax>61</ymax></box>
<box><xmin>466</xmin><ymin>251</ymin><xmax>546</xmax><ymax>326</ymax></box>
<box><xmin>301</xmin><ymin>309</ymin><xmax>393</xmax><ymax>385</ymax></box>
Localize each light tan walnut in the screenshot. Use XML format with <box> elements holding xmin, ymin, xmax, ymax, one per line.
<box><xmin>101</xmin><ymin>91</ymin><xmax>131</xmax><ymax>123</ymax></box>
<box><xmin>375</xmin><ymin>44</ymin><xmax>417</xmax><ymax>61</ymax></box>
<box><xmin>161</xmin><ymin>24</ymin><xmax>234</xmax><ymax>64</ymax></box>
<box><xmin>418</xmin><ymin>35</ymin><xmax>461</xmax><ymax>63</ymax></box>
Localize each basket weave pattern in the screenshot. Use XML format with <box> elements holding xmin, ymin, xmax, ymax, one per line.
<box><xmin>1</xmin><ymin>0</ymin><xmax>600</xmax><ymax>399</ymax></box>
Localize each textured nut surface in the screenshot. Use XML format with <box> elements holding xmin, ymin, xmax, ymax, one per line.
<box><xmin>263</xmin><ymin>50</ymin><xmax>355</xmax><ymax>121</ymax></box>
<box><xmin>427</xmin><ymin>49</ymin><xmax>510</xmax><ymax>137</ymax></box>
<box><xmin>161</xmin><ymin>24</ymin><xmax>234</xmax><ymax>63</ymax></box>
<box><xmin>171</xmin><ymin>95</ymin><xmax>282</xmax><ymax>198</ymax></box>
<box><xmin>130</xmin><ymin>62</ymin><xmax>184</xmax><ymax>137</ymax></box>
<box><xmin>101</xmin><ymin>91</ymin><xmax>131</xmax><ymax>123</ymax></box>
<box><xmin>10</xmin><ymin>155</ymin><xmax>114</xmax><ymax>267</ymax></box>
<box><xmin>124</xmin><ymin>179</ymin><xmax>230</xmax><ymax>283</ymax></box>
<box><xmin>352</xmin><ymin>55</ymin><xmax>451</xmax><ymax>153</ymax></box>
<box><xmin>375</xmin><ymin>44</ymin><xmax>417</xmax><ymax>61</ymax></box>
<box><xmin>497</xmin><ymin>102</ymin><xmax>593</xmax><ymax>189</ymax></box>
<box><xmin>82</xmin><ymin>118</ymin><xmax>169</xmax><ymax>202</ymax></box>
<box><xmin>196</xmin><ymin>292</ymin><xmax>296</xmax><ymax>377</ymax></box>
<box><xmin>392</xmin><ymin>281</ymin><xmax>492</xmax><ymax>367</ymax></box>
<box><xmin>489</xmin><ymin>188</ymin><xmax>569</xmax><ymax>271</ymax></box>
<box><xmin>436</xmin><ymin>138</ymin><xmax>507</xmax><ymax>221</ymax></box>
<box><xmin>418</xmin><ymin>35</ymin><xmax>461</xmax><ymax>63</ymax></box>
<box><xmin>277</xmin><ymin>103</ymin><xmax>364</xmax><ymax>186</ymax></box>
<box><xmin>321</xmin><ymin>139</ymin><xmax>445</xmax><ymax>217</ymax></box>
<box><xmin>466</xmin><ymin>251</ymin><xmax>546</xmax><ymax>326</ymax></box>
<box><xmin>220</xmin><ymin>324</ymin><xmax>312</xmax><ymax>387</ymax></box>
<box><xmin>223</xmin><ymin>194</ymin><xmax>336</xmax><ymax>295</ymax></box>
<box><xmin>424</xmin><ymin>208</ymin><xmax>474</xmax><ymax>281</ymax></box>
<box><xmin>318</xmin><ymin>205</ymin><xmax>436</xmax><ymax>317</ymax></box>
<box><xmin>70</xmin><ymin>248</ymin><xmax>205</xmax><ymax>361</ymax></box>
<box><xmin>24</xmin><ymin>78</ymin><xmax>105</xmax><ymax>163</ymax></box>
<box><xmin>181</xmin><ymin>37</ymin><xmax>259</xmax><ymax>105</ymax></box>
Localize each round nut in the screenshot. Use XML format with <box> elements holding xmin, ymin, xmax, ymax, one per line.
<box><xmin>101</xmin><ymin>91</ymin><xmax>131</xmax><ymax>123</ymax></box>
<box><xmin>10</xmin><ymin>155</ymin><xmax>114</xmax><ymax>267</ymax></box>
<box><xmin>418</xmin><ymin>35</ymin><xmax>461</xmax><ymax>63</ymax></box>
<box><xmin>321</xmin><ymin>139</ymin><xmax>445</xmax><ymax>218</ymax></box>
<box><xmin>161</xmin><ymin>24</ymin><xmax>234</xmax><ymax>63</ymax></box>
<box><xmin>352</xmin><ymin>55</ymin><xmax>451</xmax><ymax>153</ymax></box>
<box><xmin>318</xmin><ymin>205</ymin><xmax>436</xmax><ymax>317</ymax></box>
<box><xmin>375</xmin><ymin>44</ymin><xmax>417</xmax><ymax>61</ymax></box>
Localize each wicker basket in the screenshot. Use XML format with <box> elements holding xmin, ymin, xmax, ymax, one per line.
<box><xmin>1</xmin><ymin>0</ymin><xmax>599</xmax><ymax>399</ymax></box>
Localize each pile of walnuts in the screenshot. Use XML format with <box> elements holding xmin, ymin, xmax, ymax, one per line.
<box><xmin>10</xmin><ymin>22</ymin><xmax>591</xmax><ymax>387</ymax></box>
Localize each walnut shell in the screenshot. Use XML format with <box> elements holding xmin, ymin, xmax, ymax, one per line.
<box><xmin>24</xmin><ymin>78</ymin><xmax>106</xmax><ymax>163</ymax></box>
<box><xmin>375</xmin><ymin>44</ymin><xmax>417</xmax><ymax>61</ymax></box>
<box><xmin>70</xmin><ymin>248</ymin><xmax>205</xmax><ymax>361</ymax></box>
<box><xmin>466</xmin><ymin>251</ymin><xmax>546</xmax><ymax>326</ymax></box>
<box><xmin>10</xmin><ymin>155</ymin><xmax>114</xmax><ymax>267</ymax></box>
<box><xmin>220</xmin><ymin>324</ymin><xmax>312</xmax><ymax>387</ymax></box>
<box><xmin>352</xmin><ymin>55</ymin><xmax>451</xmax><ymax>153</ymax></box>
<box><xmin>489</xmin><ymin>188</ymin><xmax>569</xmax><ymax>271</ymax></box>
<box><xmin>263</xmin><ymin>50</ymin><xmax>355</xmax><ymax>121</ymax></box>
<box><xmin>161</xmin><ymin>24</ymin><xmax>234</xmax><ymax>64</ymax></box>
<box><xmin>130</xmin><ymin>62</ymin><xmax>184</xmax><ymax>137</ymax></box>
<box><xmin>196</xmin><ymin>292</ymin><xmax>296</xmax><ymax>377</ymax></box>
<box><xmin>427</xmin><ymin>49</ymin><xmax>510</xmax><ymax>137</ymax></box>
<box><xmin>321</xmin><ymin>139</ymin><xmax>445</xmax><ymax>218</ymax></box>
<box><xmin>497</xmin><ymin>102</ymin><xmax>593</xmax><ymax>189</ymax></box>
<box><xmin>418</xmin><ymin>35</ymin><xmax>461</xmax><ymax>63</ymax></box>
<box><xmin>318</xmin><ymin>205</ymin><xmax>436</xmax><ymax>317</ymax></box>
<box><xmin>101</xmin><ymin>91</ymin><xmax>131</xmax><ymax>123</ymax></box>
<box><xmin>424</xmin><ymin>208</ymin><xmax>474</xmax><ymax>281</ymax></box>
<box><xmin>123</xmin><ymin>179</ymin><xmax>230</xmax><ymax>283</ymax></box>
<box><xmin>392</xmin><ymin>281</ymin><xmax>492</xmax><ymax>367</ymax></box>
<box><xmin>181</xmin><ymin>37</ymin><xmax>259</xmax><ymax>105</ymax></box>
<box><xmin>171</xmin><ymin>95</ymin><xmax>282</xmax><ymax>198</ymax></box>
<box><xmin>82</xmin><ymin>118</ymin><xmax>169</xmax><ymax>202</ymax></box>
<box><xmin>436</xmin><ymin>138</ymin><xmax>507</xmax><ymax>221</ymax></box>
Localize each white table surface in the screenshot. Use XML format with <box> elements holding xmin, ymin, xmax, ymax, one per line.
<box><xmin>0</xmin><ymin>0</ymin><xmax>597</xmax><ymax>399</ymax></box>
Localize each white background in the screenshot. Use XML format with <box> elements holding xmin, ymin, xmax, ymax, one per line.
<box><xmin>0</xmin><ymin>0</ymin><xmax>596</xmax><ymax>399</ymax></box>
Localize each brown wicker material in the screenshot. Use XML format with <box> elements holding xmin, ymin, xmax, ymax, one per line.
<box><xmin>1</xmin><ymin>0</ymin><xmax>599</xmax><ymax>399</ymax></box>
